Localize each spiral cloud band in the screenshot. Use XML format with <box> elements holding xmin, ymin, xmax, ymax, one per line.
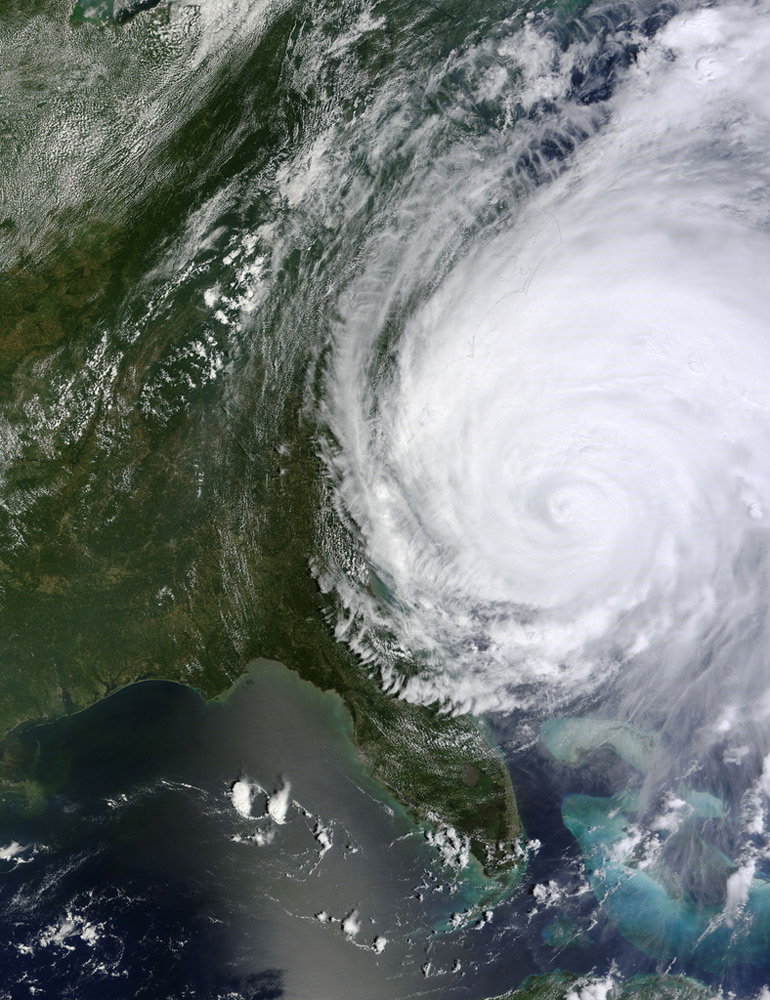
<box><xmin>323</xmin><ymin>0</ymin><xmax>770</xmax><ymax>773</ymax></box>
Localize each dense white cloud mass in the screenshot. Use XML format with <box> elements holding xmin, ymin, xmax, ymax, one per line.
<box><xmin>323</xmin><ymin>0</ymin><xmax>770</xmax><ymax>758</ymax></box>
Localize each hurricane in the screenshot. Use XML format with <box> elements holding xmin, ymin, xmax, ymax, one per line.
<box><xmin>308</xmin><ymin>2</ymin><xmax>770</xmax><ymax>970</ymax></box>
<box><xmin>6</xmin><ymin>0</ymin><xmax>770</xmax><ymax>990</ymax></box>
<box><xmin>320</xmin><ymin>0</ymin><xmax>770</xmax><ymax>750</ymax></box>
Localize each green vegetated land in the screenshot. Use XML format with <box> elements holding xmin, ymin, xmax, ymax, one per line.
<box><xmin>487</xmin><ymin>973</ymin><xmax>717</xmax><ymax>1000</ymax></box>
<box><xmin>0</xmin><ymin>0</ymin><xmax>523</xmax><ymax>884</ymax></box>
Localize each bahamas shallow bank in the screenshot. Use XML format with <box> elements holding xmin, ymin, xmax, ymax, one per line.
<box><xmin>3</xmin><ymin>0</ymin><xmax>770</xmax><ymax>995</ymax></box>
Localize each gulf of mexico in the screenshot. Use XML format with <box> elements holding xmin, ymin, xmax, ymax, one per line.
<box><xmin>0</xmin><ymin>660</ymin><xmax>528</xmax><ymax>999</ymax></box>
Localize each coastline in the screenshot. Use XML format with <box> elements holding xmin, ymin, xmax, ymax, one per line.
<box><xmin>0</xmin><ymin>656</ymin><xmax>527</xmax><ymax>900</ymax></box>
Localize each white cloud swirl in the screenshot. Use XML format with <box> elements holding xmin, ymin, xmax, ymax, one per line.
<box><xmin>323</xmin><ymin>0</ymin><xmax>770</xmax><ymax>746</ymax></box>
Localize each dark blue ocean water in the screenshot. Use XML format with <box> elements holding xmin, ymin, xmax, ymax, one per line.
<box><xmin>0</xmin><ymin>680</ymin><xmax>277</xmax><ymax>1000</ymax></box>
<box><xmin>490</xmin><ymin>713</ymin><xmax>770</xmax><ymax>1000</ymax></box>
<box><xmin>1</xmin><ymin>664</ymin><xmax>765</xmax><ymax>999</ymax></box>
<box><xmin>0</xmin><ymin>662</ymin><xmax>550</xmax><ymax>1000</ymax></box>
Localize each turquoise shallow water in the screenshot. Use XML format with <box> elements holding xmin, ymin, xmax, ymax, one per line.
<box><xmin>5</xmin><ymin>0</ymin><xmax>770</xmax><ymax>993</ymax></box>
<box><xmin>562</xmin><ymin>791</ymin><xmax>770</xmax><ymax>973</ymax></box>
<box><xmin>0</xmin><ymin>662</ymin><xmax>537</xmax><ymax>999</ymax></box>
<box><xmin>535</xmin><ymin>717</ymin><xmax>770</xmax><ymax>979</ymax></box>
<box><xmin>3</xmin><ymin>653</ymin><xmax>770</xmax><ymax>998</ymax></box>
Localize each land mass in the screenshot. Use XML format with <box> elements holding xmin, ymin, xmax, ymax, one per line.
<box><xmin>0</xmin><ymin>0</ymin><xmax>524</xmax><ymax>889</ymax></box>
<box><xmin>0</xmin><ymin>230</ymin><xmax>524</xmax><ymax>885</ymax></box>
<box><xmin>485</xmin><ymin>973</ymin><xmax>716</xmax><ymax>1000</ymax></box>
